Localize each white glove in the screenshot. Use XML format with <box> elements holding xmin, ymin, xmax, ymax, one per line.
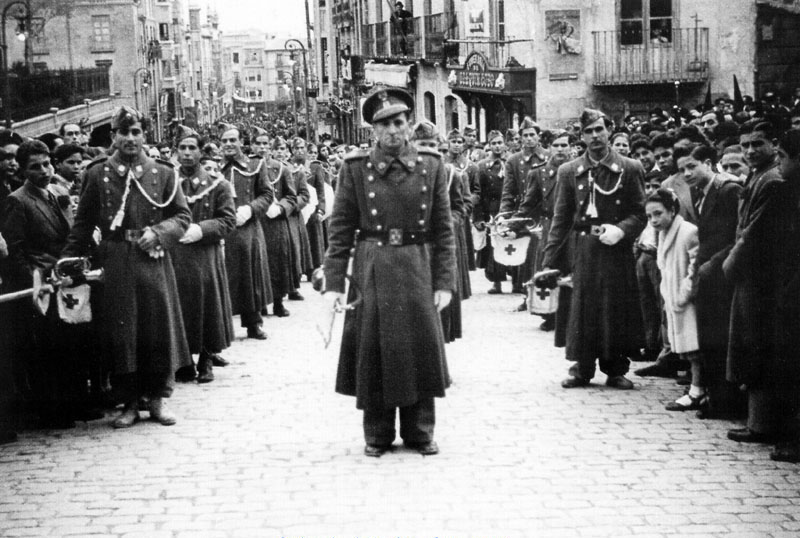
<box><xmin>266</xmin><ymin>203</ymin><xmax>282</xmax><ymax>219</ymax></box>
<box><xmin>434</xmin><ymin>290</ymin><xmax>453</xmax><ymax>312</ymax></box>
<box><xmin>92</xmin><ymin>227</ymin><xmax>102</xmax><ymax>245</ymax></box>
<box><xmin>236</xmin><ymin>205</ymin><xmax>253</xmax><ymax>226</ymax></box>
<box><xmin>598</xmin><ymin>224</ymin><xmax>625</xmax><ymax>246</ymax></box>
<box><xmin>179</xmin><ymin>223</ymin><xmax>203</xmax><ymax>244</ymax></box>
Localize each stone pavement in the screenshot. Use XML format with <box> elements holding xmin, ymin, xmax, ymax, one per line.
<box><xmin>1</xmin><ymin>274</ymin><xmax>800</xmax><ymax>538</ymax></box>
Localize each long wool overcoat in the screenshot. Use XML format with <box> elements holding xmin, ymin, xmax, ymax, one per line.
<box><xmin>173</xmin><ymin>166</ymin><xmax>236</xmax><ymax>355</ymax></box>
<box><xmin>542</xmin><ymin>150</ymin><xmax>646</xmax><ymax>364</ymax></box>
<box><xmin>63</xmin><ymin>152</ymin><xmax>192</xmax><ymax>376</ymax></box>
<box><xmin>221</xmin><ymin>153</ymin><xmax>274</xmax><ymax>316</ymax></box>
<box><xmin>723</xmin><ymin>158</ymin><xmax>794</xmax><ymax>387</ymax></box>
<box><xmin>324</xmin><ymin>143</ymin><xmax>456</xmax><ymax>410</ymax></box>
<box><xmin>260</xmin><ymin>158</ymin><xmax>297</xmax><ymax>299</ymax></box>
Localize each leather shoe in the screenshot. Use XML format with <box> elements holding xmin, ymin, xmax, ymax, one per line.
<box><xmin>675</xmin><ymin>372</ymin><xmax>691</xmax><ymax>386</ymax></box>
<box><xmin>405</xmin><ymin>441</ymin><xmax>439</xmax><ymax>455</ymax></box>
<box><xmin>487</xmin><ymin>283</ymin><xmax>503</xmax><ymax>294</ymax></box>
<box><xmin>561</xmin><ymin>375</ymin><xmax>590</xmax><ymax>388</ymax></box>
<box><xmin>197</xmin><ymin>358</ymin><xmax>214</xmax><ymax>384</ymax></box>
<box><xmin>207</xmin><ymin>353</ymin><xmax>229</xmax><ymax>367</ymax></box>
<box><xmin>511</xmin><ymin>286</ymin><xmax>525</xmax><ymax>294</ymax></box>
<box><xmin>273</xmin><ymin>304</ymin><xmax>290</xmax><ymax>317</ymax></box>
<box><xmin>246</xmin><ymin>326</ymin><xmax>268</xmax><ymax>340</ymax></box>
<box><xmin>364</xmin><ymin>444</ymin><xmax>391</xmax><ymax>457</ymax></box>
<box><xmin>665</xmin><ymin>394</ymin><xmax>707</xmax><ymax>411</ymax></box>
<box><xmin>512</xmin><ymin>301</ymin><xmax>527</xmax><ymax>312</ymax></box>
<box><xmin>288</xmin><ymin>291</ymin><xmax>304</xmax><ymax>301</ymax></box>
<box><xmin>634</xmin><ymin>362</ymin><xmax>678</xmax><ymax>378</ymax></box>
<box><xmin>605</xmin><ymin>375</ymin><xmax>634</xmax><ymax>390</ymax></box>
<box><xmin>770</xmin><ymin>442</ymin><xmax>800</xmax><ymax>463</ymax></box>
<box><xmin>148</xmin><ymin>398</ymin><xmax>177</xmax><ymax>426</ymax></box>
<box><xmin>539</xmin><ymin>318</ymin><xmax>555</xmax><ymax>331</ymax></box>
<box><xmin>727</xmin><ymin>427</ymin><xmax>775</xmax><ymax>444</ymax></box>
<box><xmin>113</xmin><ymin>405</ymin><xmax>140</xmax><ymax>429</ymax></box>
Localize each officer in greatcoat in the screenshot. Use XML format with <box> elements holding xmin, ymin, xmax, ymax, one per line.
<box><xmin>323</xmin><ymin>88</ymin><xmax>456</xmax><ymax>457</ymax></box>
<box><xmin>475</xmin><ymin>130</ymin><xmax>510</xmax><ymax>293</ymax></box>
<box><xmin>62</xmin><ymin>106</ymin><xmax>192</xmax><ymax>428</ymax></box>
<box><xmin>219</xmin><ymin>126</ymin><xmax>274</xmax><ymax>339</ymax></box>
<box><xmin>172</xmin><ymin>127</ymin><xmax>236</xmax><ymax>383</ymax></box>
<box><xmin>542</xmin><ymin>109</ymin><xmax>646</xmax><ymax>389</ymax></box>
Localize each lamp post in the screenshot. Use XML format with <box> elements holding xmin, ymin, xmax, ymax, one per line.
<box><xmin>133</xmin><ymin>66</ymin><xmax>150</xmax><ymax>117</ymax></box>
<box><xmin>284</xmin><ymin>38</ymin><xmax>314</xmax><ymax>142</ymax></box>
<box><xmin>1</xmin><ymin>1</ymin><xmax>30</xmax><ymax>128</ymax></box>
<box><xmin>282</xmin><ymin>73</ymin><xmax>299</xmax><ymax>138</ymax></box>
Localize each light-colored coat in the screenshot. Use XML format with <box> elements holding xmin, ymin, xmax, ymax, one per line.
<box><xmin>657</xmin><ymin>214</ymin><xmax>699</xmax><ymax>354</ymax></box>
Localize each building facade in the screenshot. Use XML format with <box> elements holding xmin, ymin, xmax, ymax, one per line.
<box><xmin>314</xmin><ymin>0</ymin><xmax>761</xmax><ymax>140</ymax></box>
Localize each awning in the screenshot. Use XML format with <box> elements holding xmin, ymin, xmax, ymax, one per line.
<box><xmin>364</xmin><ymin>63</ymin><xmax>413</xmax><ymax>88</ymax></box>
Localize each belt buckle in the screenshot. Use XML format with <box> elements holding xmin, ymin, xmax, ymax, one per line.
<box><xmin>388</xmin><ymin>228</ymin><xmax>403</xmax><ymax>246</ymax></box>
<box><xmin>590</xmin><ymin>225</ymin><xmax>605</xmax><ymax>237</ymax></box>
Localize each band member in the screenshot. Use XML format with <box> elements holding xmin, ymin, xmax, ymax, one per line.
<box><xmin>323</xmin><ymin>88</ymin><xmax>456</xmax><ymax>457</ymax></box>
<box><xmin>62</xmin><ymin>106</ymin><xmax>192</xmax><ymax>428</ymax></box>
<box><xmin>475</xmin><ymin>130</ymin><xmax>510</xmax><ymax>293</ymax></box>
<box><xmin>542</xmin><ymin>108</ymin><xmax>646</xmax><ymax>390</ymax></box>
<box><xmin>172</xmin><ymin>128</ymin><xmax>236</xmax><ymax>383</ymax></box>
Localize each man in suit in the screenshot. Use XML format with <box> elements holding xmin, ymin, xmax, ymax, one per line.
<box><xmin>674</xmin><ymin>143</ymin><xmax>743</xmax><ymax>418</ymax></box>
<box><xmin>1</xmin><ymin>140</ymin><xmax>79</xmax><ymax>428</ymax></box>
<box><xmin>724</xmin><ymin>121</ymin><xmax>797</xmax><ymax>446</ymax></box>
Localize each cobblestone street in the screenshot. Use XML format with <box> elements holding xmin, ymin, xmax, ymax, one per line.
<box><xmin>2</xmin><ymin>274</ymin><xmax>800</xmax><ymax>538</ymax></box>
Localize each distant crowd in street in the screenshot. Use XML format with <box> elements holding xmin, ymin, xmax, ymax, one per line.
<box><xmin>2</xmin><ymin>85</ymin><xmax>800</xmax><ymax>463</ymax></box>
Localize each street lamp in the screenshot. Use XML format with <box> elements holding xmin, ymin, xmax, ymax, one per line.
<box><xmin>133</xmin><ymin>67</ymin><xmax>150</xmax><ymax>115</ymax></box>
<box><xmin>1</xmin><ymin>1</ymin><xmax>30</xmax><ymax>128</ymax></box>
<box><xmin>284</xmin><ymin>38</ymin><xmax>315</xmax><ymax>142</ymax></box>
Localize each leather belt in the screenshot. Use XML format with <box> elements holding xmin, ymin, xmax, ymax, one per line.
<box><xmin>359</xmin><ymin>229</ymin><xmax>431</xmax><ymax>246</ymax></box>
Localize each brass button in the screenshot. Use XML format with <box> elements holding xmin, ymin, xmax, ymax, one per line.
<box><xmin>417</xmin><ymin>156</ymin><xmax>423</xmax><ymax>162</ymax></box>
<box><xmin>421</xmin><ymin>186</ymin><xmax>428</xmax><ymax>193</ymax></box>
<box><xmin>368</xmin><ymin>192</ymin><xmax>375</xmax><ymax>199</ymax></box>
<box><xmin>377</xmin><ymin>241</ymin><xmax>383</xmax><ymax>247</ymax></box>
<box><xmin>376</xmin><ymin>225</ymin><xmax>383</xmax><ymax>231</ymax></box>
<box><xmin>581</xmin><ymin>231</ymin><xmax>586</xmax><ymax>236</ymax></box>
<box><xmin>368</xmin><ymin>175</ymin><xmax>375</xmax><ymax>182</ymax></box>
<box><xmin>366</xmin><ymin>162</ymin><xmax>373</xmax><ymax>169</ymax></box>
<box><xmin>370</xmin><ymin>209</ymin><xmax>378</xmax><ymax>216</ymax></box>
<box><xmin>418</xmin><ymin>219</ymin><xmax>425</xmax><ymax>226</ymax></box>
<box><xmin>615</xmin><ymin>199</ymin><xmax>621</xmax><ymax>205</ymax></box>
<box><xmin>422</xmin><ymin>170</ymin><xmax>427</xmax><ymax>175</ymax></box>
<box><xmin>421</xmin><ymin>204</ymin><xmax>427</xmax><ymax>210</ymax></box>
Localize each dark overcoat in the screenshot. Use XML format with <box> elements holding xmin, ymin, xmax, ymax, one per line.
<box><xmin>173</xmin><ymin>167</ymin><xmax>236</xmax><ymax>355</ymax></box>
<box><xmin>63</xmin><ymin>152</ymin><xmax>192</xmax><ymax>376</ymax></box>
<box><xmin>445</xmin><ymin>154</ymin><xmax>479</xmax><ymax>270</ymax></box>
<box><xmin>261</xmin><ymin>159</ymin><xmax>296</xmax><ymax>298</ymax></box>
<box><xmin>306</xmin><ymin>160</ymin><xmax>328</xmax><ymax>271</ymax></box>
<box><xmin>723</xmin><ymin>158</ymin><xmax>794</xmax><ymax>387</ymax></box>
<box><xmin>221</xmin><ymin>153</ymin><xmax>274</xmax><ymax>315</ymax></box>
<box><xmin>324</xmin><ymin>143</ymin><xmax>456</xmax><ymax>410</ymax></box>
<box><xmin>475</xmin><ymin>155</ymin><xmax>509</xmax><ymax>279</ymax></box>
<box><xmin>692</xmin><ymin>176</ymin><xmax>741</xmax><ymax>372</ymax></box>
<box><xmin>500</xmin><ymin>148</ymin><xmax>548</xmax><ymax>214</ymax></box>
<box><xmin>543</xmin><ymin>150</ymin><xmax>646</xmax><ymax>363</ymax></box>
<box><xmin>288</xmin><ymin>162</ymin><xmax>314</xmax><ymax>282</ymax></box>
<box><xmin>441</xmin><ymin>163</ymin><xmax>467</xmax><ymax>343</ymax></box>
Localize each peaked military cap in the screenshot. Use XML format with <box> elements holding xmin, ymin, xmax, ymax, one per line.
<box><xmin>111</xmin><ymin>106</ymin><xmax>144</xmax><ymax>130</ymax></box>
<box><xmin>251</xmin><ymin>126</ymin><xmax>268</xmax><ymax>139</ymax></box>
<box><xmin>518</xmin><ymin>116</ymin><xmax>540</xmax><ymax>134</ymax></box>
<box><xmin>463</xmin><ymin>124</ymin><xmax>476</xmax><ymax>135</ymax></box>
<box><xmin>217</xmin><ymin>122</ymin><xmax>238</xmax><ymax>135</ymax></box>
<box><xmin>175</xmin><ymin>125</ymin><xmax>200</xmax><ymax>144</ymax></box>
<box><xmin>362</xmin><ymin>87</ymin><xmax>414</xmax><ymax>124</ymax></box>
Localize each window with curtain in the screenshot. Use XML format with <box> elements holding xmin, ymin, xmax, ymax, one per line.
<box><xmin>620</xmin><ymin>0</ymin><xmax>673</xmax><ymax>46</ymax></box>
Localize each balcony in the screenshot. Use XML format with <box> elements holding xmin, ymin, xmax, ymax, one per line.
<box><xmin>3</xmin><ymin>67</ymin><xmax>111</xmax><ymax>121</ymax></box>
<box><xmin>361</xmin><ymin>12</ymin><xmax>456</xmax><ymax>63</ymax></box>
<box><xmin>593</xmin><ymin>27</ymin><xmax>709</xmax><ymax>86</ymax></box>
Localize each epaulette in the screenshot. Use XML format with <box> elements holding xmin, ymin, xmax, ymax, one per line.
<box><xmin>416</xmin><ymin>147</ymin><xmax>442</xmax><ymax>159</ymax></box>
<box><xmin>344</xmin><ymin>149</ymin><xmax>369</xmax><ymax>161</ymax></box>
<box><xmin>86</xmin><ymin>156</ymin><xmax>108</xmax><ymax>170</ymax></box>
<box><xmin>155</xmin><ymin>157</ymin><xmax>175</xmax><ymax>168</ymax></box>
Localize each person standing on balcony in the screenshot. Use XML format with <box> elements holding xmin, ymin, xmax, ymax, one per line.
<box><xmin>391</xmin><ymin>1</ymin><xmax>414</xmax><ymax>55</ymax></box>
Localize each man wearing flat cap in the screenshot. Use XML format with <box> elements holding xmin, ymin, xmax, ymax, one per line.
<box><xmin>542</xmin><ymin>108</ymin><xmax>646</xmax><ymax>390</ymax></box>
<box><xmin>323</xmin><ymin>87</ymin><xmax>456</xmax><ymax>457</ymax></box>
<box><xmin>62</xmin><ymin>105</ymin><xmax>193</xmax><ymax>428</ymax></box>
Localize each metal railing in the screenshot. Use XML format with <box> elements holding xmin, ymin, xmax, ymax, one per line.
<box><xmin>360</xmin><ymin>13</ymin><xmax>456</xmax><ymax>62</ymax></box>
<box><xmin>390</xmin><ymin>17</ymin><xmax>421</xmax><ymax>58</ymax></box>
<box><xmin>375</xmin><ymin>21</ymin><xmax>389</xmax><ymax>58</ymax></box>
<box><xmin>424</xmin><ymin>13</ymin><xmax>447</xmax><ymax>61</ymax></box>
<box><xmin>593</xmin><ymin>27</ymin><xmax>709</xmax><ymax>85</ymax></box>
<box><xmin>361</xmin><ymin>23</ymin><xmax>375</xmax><ymax>57</ymax></box>
<box><xmin>4</xmin><ymin>68</ymin><xmax>110</xmax><ymax>121</ymax></box>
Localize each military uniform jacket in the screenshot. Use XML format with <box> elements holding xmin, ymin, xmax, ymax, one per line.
<box><xmin>308</xmin><ymin>160</ymin><xmax>329</xmax><ymax>214</ymax></box>
<box><xmin>475</xmin><ymin>155</ymin><xmax>506</xmax><ymax>223</ymax></box>
<box><xmin>445</xmin><ymin>154</ymin><xmax>479</xmax><ymax>214</ymax></box>
<box><xmin>324</xmin><ymin>143</ymin><xmax>456</xmax><ymax>409</ymax></box>
<box><xmin>542</xmin><ymin>150</ymin><xmax>646</xmax><ymax>363</ymax></box>
<box><xmin>221</xmin><ymin>153</ymin><xmax>274</xmax><ymax>216</ymax></box>
<box><xmin>500</xmin><ymin>147</ymin><xmax>548</xmax><ymax>214</ymax></box>
<box><xmin>515</xmin><ymin>157</ymin><xmax>561</xmax><ymax>225</ymax></box>
<box><xmin>63</xmin><ymin>151</ymin><xmax>192</xmax><ymax>375</ymax></box>
<box><xmin>266</xmin><ymin>159</ymin><xmax>297</xmax><ymax>215</ymax></box>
